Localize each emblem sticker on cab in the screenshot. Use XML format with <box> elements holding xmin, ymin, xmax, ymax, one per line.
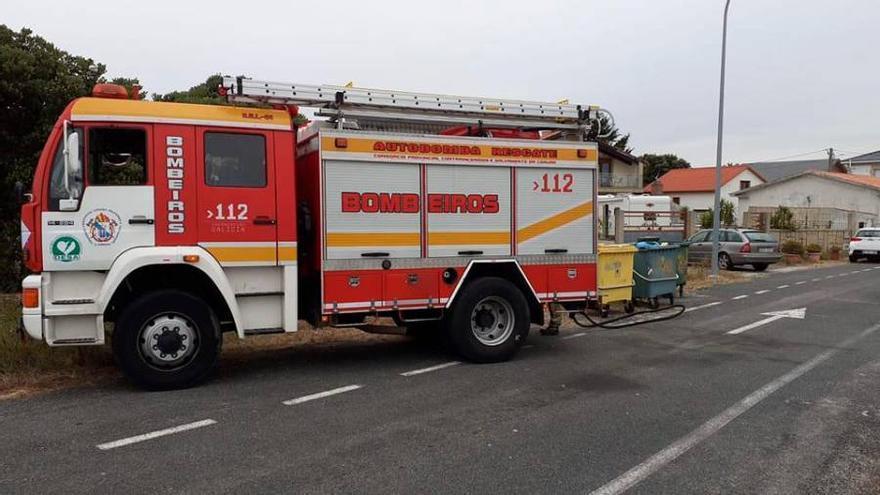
<box><xmin>51</xmin><ymin>236</ymin><xmax>81</xmax><ymax>262</ymax></box>
<box><xmin>83</xmin><ymin>209</ymin><xmax>121</xmax><ymax>245</ymax></box>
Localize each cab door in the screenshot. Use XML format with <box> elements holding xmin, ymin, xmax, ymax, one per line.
<box><xmin>196</xmin><ymin>129</ymin><xmax>277</xmax><ymax>266</ymax></box>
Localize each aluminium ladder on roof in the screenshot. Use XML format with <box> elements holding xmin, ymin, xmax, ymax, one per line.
<box><xmin>221</xmin><ymin>76</ymin><xmax>608</xmax><ymax>134</ymax></box>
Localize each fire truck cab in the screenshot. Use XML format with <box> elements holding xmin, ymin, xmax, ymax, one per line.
<box><xmin>20</xmin><ymin>78</ymin><xmax>605</xmax><ymax>389</ymax></box>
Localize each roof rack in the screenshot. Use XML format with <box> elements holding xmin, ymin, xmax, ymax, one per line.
<box><xmin>221</xmin><ymin>76</ymin><xmax>611</xmax><ymax>136</ymax></box>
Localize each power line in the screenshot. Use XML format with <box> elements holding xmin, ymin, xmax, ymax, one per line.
<box><xmin>751</xmin><ymin>148</ymin><xmax>829</xmax><ymax>164</ymax></box>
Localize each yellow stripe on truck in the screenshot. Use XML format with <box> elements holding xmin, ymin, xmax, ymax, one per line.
<box><xmin>71</xmin><ymin>98</ymin><xmax>291</xmax><ymax>128</ymax></box>
<box><xmin>428</xmin><ymin>231</ymin><xmax>510</xmax><ymax>245</ymax></box>
<box><xmin>517</xmin><ymin>201</ymin><xmax>593</xmax><ymax>243</ymax></box>
<box><xmin>205</xmin><ymin>246</ymin><xmax>277</xmax><ymax>263</ymax></box>
<box><xmin>326</xmin><ymin>232</ymin><xmax>421</xmax><ymax>247</ymax></box>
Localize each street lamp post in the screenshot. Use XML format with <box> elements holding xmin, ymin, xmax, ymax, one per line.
<box><xmin>711</xmin><ymin>0</ymin><xmax>732</xmax><ymax>278</ymax></box>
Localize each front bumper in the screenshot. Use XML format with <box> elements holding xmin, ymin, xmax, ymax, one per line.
<box><xmin>21</xmin><ymin>274</ymin><xmax>43</xmax><ymax>341</ymax></box>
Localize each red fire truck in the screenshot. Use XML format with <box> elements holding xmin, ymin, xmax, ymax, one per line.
<box><xmin>19</xmin><ymin>77</ymin><xmax>606</xmax><ymax>389</ymax></box>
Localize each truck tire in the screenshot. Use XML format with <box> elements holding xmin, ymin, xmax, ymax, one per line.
<box><xmin>112</xmin><ymin>290</ymin><xmax>221</xmax><ymax>390</ymax></box>
<box><xmin>444</xmin><ymin>277</ymin><xmax>529</xmax><ymax>363</ymax></box>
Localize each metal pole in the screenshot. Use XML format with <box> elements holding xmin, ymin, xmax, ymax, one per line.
<box><xmin>711</xmin><ymin>0</ymin><xmax>731</xmax><ymax>278</ymax></box>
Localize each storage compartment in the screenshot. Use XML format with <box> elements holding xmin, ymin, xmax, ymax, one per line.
<box><xmin>385</xmin><ymin>269</ymin><xmax>439</xmax><ymax>306</ymax></box>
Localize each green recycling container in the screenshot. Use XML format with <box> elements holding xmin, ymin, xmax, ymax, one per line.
<box><xmin>632</xmin><ymin>244</ymin><xmax>680</xmax><ymax>306</ymax></box>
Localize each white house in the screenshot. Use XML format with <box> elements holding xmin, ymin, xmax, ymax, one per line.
<box><xmin>644</xmin><ymin>165</ymin><xmax>765</xmax><ymax>215</ymax></box>
<box><xmin>731</xmin><ymin>171</ymin><xmax>880</xmax><ymax>229</ymax></box>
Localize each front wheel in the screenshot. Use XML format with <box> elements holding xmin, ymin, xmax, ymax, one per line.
<box><xmin>112</xmin><ymin>290</ymin><xmax>221</xmax><ymax>390</ymax></box>
<box><xmin>444</xmin><ymin>277</ymin><xmax>530</xmax><ymax>363</ymax></box>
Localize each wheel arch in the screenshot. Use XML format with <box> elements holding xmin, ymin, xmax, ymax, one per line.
<box><xmin>444</xmin><ymin>260</ymin><xmax>544</xmax><ymax>326</ymax></box>
<box><xmin>97</xmin><ymin>247</ymin><xmax>243</xmax><ymax>336</ymax></box>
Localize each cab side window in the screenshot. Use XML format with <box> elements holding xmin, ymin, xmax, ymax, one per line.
<box><xmin>204</xmin><ymin>132</ymin><xmax>266</xmax><ymax>187</ymax></box>
<box><xmin>88</xmin><ymin>128</ymin><xmax>148</xmax><ymax>186</ymax></box>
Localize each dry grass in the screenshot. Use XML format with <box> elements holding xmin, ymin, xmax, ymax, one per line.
<box><xmin>684</xmin><ymin>264</ymin><xmax>750</xmax><ymax>291</ymax></box>
<box><xmin>0</xmin><ymin>294</ymin><xmax>116</xmax><ymax>400</ymax></box>
<box><xmin>0</xmin><ymin>295</ymin><xmax>403</xmax><ymax>400</ymax></box>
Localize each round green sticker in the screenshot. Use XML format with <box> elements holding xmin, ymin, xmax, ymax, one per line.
<box><xmin>51</xmin><ymin>236</ymin><xmax>81</xmax><ymax>262</ymax></box>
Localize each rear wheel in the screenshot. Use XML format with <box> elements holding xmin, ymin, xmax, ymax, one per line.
<box><xmin>718</xmin><ymin>253</ymin><xmax>733</xmax><ymax>271</ymax></box>
<box><xmin>752</xmin><ymin>263</ymin><xmax>769</xmax><ymax>272</ymax></box>
<box><xmin>112</xmin><ymin>290</ymin><xmax>221</xmax><ymax>390</ymax></box>
<box><xmin>849</xmin><ymin>254</ymin><xmax>859</xmax><ymax>263</ymax></box>
<box><xmin>444</xmin><ymin>277</ymin><xmax>529</xmax><ymax>363</ymax></box>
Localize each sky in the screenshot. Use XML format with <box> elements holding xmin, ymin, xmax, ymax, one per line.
<box><xmin>6</xmin><ymin>0</ymin><xmax>879</xmax><ymax>166</ymax></box>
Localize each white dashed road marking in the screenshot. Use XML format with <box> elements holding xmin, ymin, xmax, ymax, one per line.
<box><xmin>777</xmin><ymin>285</ymin><xmax>790</xmax><ymax>289</ymax></box>
<box><xmin>282</xmin><ymin>385</ymin><xmax>363</xmax><ymax>405</ymax></box>
<box><xmin>590</xmin><ymin>322</ymin><xmax>880</xmax><ymax>495</ymax></box>
<box><xmin>795</xmin><ymin>281</ymin><xmax>806</xmax><ymax>285</ymax></box>
<box><xmin>732</xmin><ymin>295</ymin><xmax>748</xmax><ymax>300</ymax></box>
<box><xmin>562</xmin><ymin>332</ymin><xmax>587</xmax><ymax>340</ymax></box>
<box><xmin>861</xmin><ymin>268</ymin><xmax>872</xmax><ymax>272</ymax></box>
<box><xmin>400</xmin><ymin>361</ymin><xmax>461</xmax><ymax>377</ymax></box>
<box><xmin>96</xmin><ymin>419</ymin><xmax>217</xmax><ymax>450</ymax></box>
<box><xmin>826</xmin><ymin>275</ymin><xmax>835</xmax><ymax>279</ymax></box>
<box><xmin>754</xmin><ymin>290</ymin><xmax>770</xmax><ymax>295</ymax></box>
<box><xmin>851</xmin><ymin>270</ymin><xmax>861</xmax><ymax>275</ymax></box>
<box><xmin>811</xmin><ymin>278</ymin><xmax>821</xmax><ymax>282</ymax></box>
<box><xmin>684</xmin><ymin>302</ymin><xmax>722</xmax><ymax>313</ymax></box>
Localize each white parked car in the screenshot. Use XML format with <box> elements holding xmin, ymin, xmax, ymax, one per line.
<box><xmin>849</xmin><ymin>228</ymin><xmax>880</xmax><ymax>262</ymax></box>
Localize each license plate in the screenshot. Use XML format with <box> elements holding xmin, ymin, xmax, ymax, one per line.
<box><xmin>864</xmin><ymin>250</ymin><xmax>878</xmax><ymax>254</ymax></box>
<box><xmin>759</xmin><ymin>248</ymin><xmax>774</xmax><ymax>253</ymax></box>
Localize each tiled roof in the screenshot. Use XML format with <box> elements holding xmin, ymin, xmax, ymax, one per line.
<box><xmin>644</xmin><ymin>165</ymin><xmax>761</xmax><ymax>193</ymax></box>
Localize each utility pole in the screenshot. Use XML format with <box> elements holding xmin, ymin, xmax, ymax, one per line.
<box><xmin>827</xmin><ymin>147</ymin><xmax>835</xmax><ymax>170</ymax></box>
<box><xmin>711</xmin><ymin>0</ymin><xmax>732</xmax><ymax>279</ymax></box>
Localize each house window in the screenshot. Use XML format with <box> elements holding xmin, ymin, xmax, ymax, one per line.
<box><xmin>672</xmin><ymin>197</ymin><xmax>680</xmax><ymax>205</ymax></box>
<box><xmin>599</xmin><ymin>160</ymin><xmax>613</xmax><ymax>187</ymax></box>
<box><xmin>740</xmin><ymin>180</ymin><xmax>751</xmax><ymax>190</ymax></box>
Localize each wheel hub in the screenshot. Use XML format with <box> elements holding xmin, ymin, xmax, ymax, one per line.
<box><xmin>138</xmin><ymin>314</ymin><xmax>197</xmax><ymax>369</ymax></box>
<box><xmin>470</xmin><ymin>296</ymin><xmax>515</xmax><ymax>346</ymax></box>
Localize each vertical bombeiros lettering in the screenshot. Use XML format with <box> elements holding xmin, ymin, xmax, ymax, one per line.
<box><xmin>165</xmin><ymin>136</ymin><xmax>185</xmax><ymax>234</ymax></box>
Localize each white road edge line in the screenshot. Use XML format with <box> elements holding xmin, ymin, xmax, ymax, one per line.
<box><xmin>562</xmin><ymin>332</ymin><xmax>587</xmax><ymax>340</ymax></box>
<box><xmin>96</xmin><ymin>419</ymin><xmax>217</xmax><ymax>451</ymax></box>
<box><xmin>777</xmin><ymin>284</ymin><xmax>790</xmax><ymax>289</ymax></box>
<box><xmin>589</xmin><ymin>322</ymin><xmax>880</xmax><ymax>495</ymax></box>
<box><xmin>400</xmin><ymin>361</ymin><xmax>461</xmax><ymax>377</ymax></box>
<box><xmin>731</xmin><ymin>295</ymin><xmax>748</xmax><ymax>300</ymax></box>
<box><xmin>684</xmin><ymin>301</ymin><xmax>722</xmax><ymax>313</ymax></box>
<box><xmin>282</xmin><ymin>384</ymin><xmax>363</xmax><ymax>405</ymax></box>
<box><xmin>754</xmin><ymin>290</ymin><xmax>770</xmax><ymax>295</ymax></box>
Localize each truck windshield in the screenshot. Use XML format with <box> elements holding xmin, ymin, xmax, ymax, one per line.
<box><xmin>47</xmin><ymin>127</ymin><xmax>84</xmax><ymax>210</ymax></box>
<box><xmin>744</xmin><ymin>231</ymin><xmax>776</xmax><ymax>243</ymax></box>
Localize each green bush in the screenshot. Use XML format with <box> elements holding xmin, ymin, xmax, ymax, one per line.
<box><xmin>780</xmin><ymin>240</ymin><xmax>805</xmax><ymax>255</ymax></box>
<box><xmin>805</xmin><ymin>243</ymin><xmax>822</xmax><ymax>253</ymax></box>
<box><xmin>770</xmin><ymin>206</ymin><xmax>797</xmax><ymax>231</ymax></box>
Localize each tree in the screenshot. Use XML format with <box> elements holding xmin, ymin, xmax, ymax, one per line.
<box><xmin>587</xmin><ymin>114</ymin><xmax>632</xmax><ymax>153</ymax></box>
<box><xmin>699</xmin><ymin>199</ymin><xmax>736</xmax><ymax>229</ymax></box>
<box><xmin>770</xmin><ymin>206</ymin><xmax>797</xmax><ymax>231</ymax></box>
<box><xmin>0</xmin><ymin>25</ymin><xmax>109</xmax><ymax>290</ymax></box>
<box><xmin>640</xmin><ymin>153</ymin><xmax>691</xmax><ymax>186</ymax></box>
<box><xmin>153</xmin><ymin>74</ymin><xmax>226</xmax><ymax>105</ymax></box>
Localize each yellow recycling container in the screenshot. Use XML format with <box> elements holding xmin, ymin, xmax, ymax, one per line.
<box><xmin>597</xmin><ymin>243</ymin><xmax>637</xmax><ymax>314</ymax></box>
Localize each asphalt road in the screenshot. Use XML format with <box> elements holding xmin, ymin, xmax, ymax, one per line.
<box><xmin>3</xmin><ymin>262</ymin><xmax>880</xmax><ymax>494</ymax></box>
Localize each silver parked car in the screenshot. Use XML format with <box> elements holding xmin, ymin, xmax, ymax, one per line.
<box><xmin>685</xmin><ymin>228</ymin><xmax>781</xmax><ymax>271</ymax></box>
